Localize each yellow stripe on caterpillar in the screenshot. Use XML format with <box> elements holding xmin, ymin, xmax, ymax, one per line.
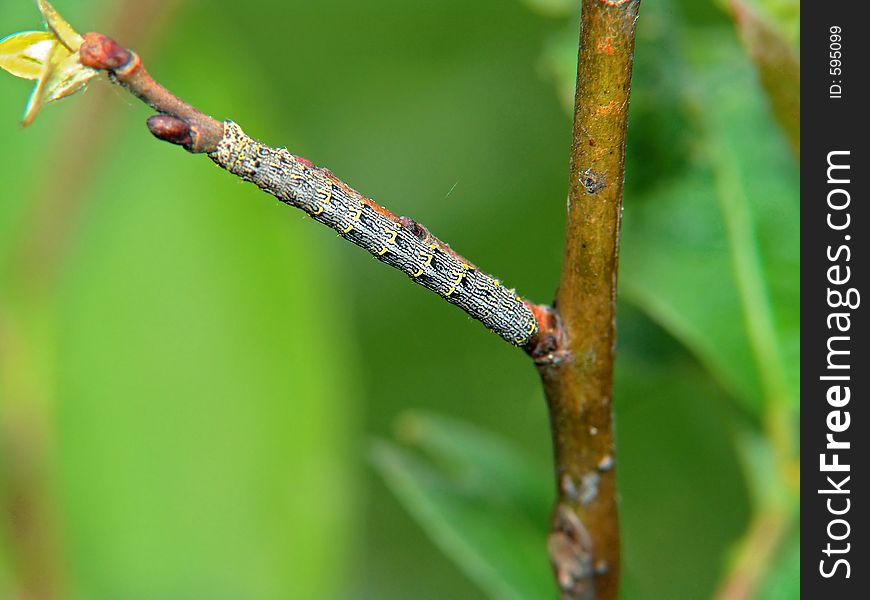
<box><xmin>209</xmin><ymin>122</ymin><xmax>541</xmax><ymax>350</ymax></box>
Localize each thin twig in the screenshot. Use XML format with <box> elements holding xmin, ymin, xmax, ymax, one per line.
<box><xmin>79</xmin><ymin>32</ymin><xmax>223</xmax><ymax>153</ymax></box>
<box><xmin>537</xmin><ymin>1</ymin><xmax>641</xmax><ymax>599</ymax></box>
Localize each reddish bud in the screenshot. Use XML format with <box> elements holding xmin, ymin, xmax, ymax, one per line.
<box><xmin>79</xmin><ymin>32</ymin><xmax>131</xmax><ymax>70</ymax></box>
<box><xmin>147</xmin><ymin>115</ymin><xmax>193</xmax><ymax>148</ymax></box>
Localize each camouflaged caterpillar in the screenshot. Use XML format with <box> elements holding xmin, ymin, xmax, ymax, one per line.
<box><xmin>209</xmin><ymin>121</ymin><xmax>538</xmax><ymax>347</ymax></box>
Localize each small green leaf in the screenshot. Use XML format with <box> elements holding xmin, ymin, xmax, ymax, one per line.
<box><xmin>22</xmin><ymin>40</ymin><xmax>57</xmax><ymax>126</ymax></box>
<box><xmin>2</xmin><ymin>3</ymin><xmax>94</xmax><ymax>125</ymax></box>
<box><xmin>21</xmin><ymin>39</ymin><xmax>64</xmax><ymax>126</ymax></box>
<box><xmin>19</xmin><ymin>38</ymin><xmax>96</xmax><ymax>126</ymax></box>
<box><xmin>37</xmin><ymin>0</ymin><xmax>84</xmax><ymax>52</ymax></box>
<box><xmin>371</xmin><ymin>414</ymin><xmax>554</xmax><ymax>600</ymax></box>
<box><xmin>43</xmin><ymin>45</ymin><xmax>98</xmax><ymax>103</ymax></box>
<box><xmin>0</xmin><ymin>31</ymin><xmax>54</xmax><ymax>80</ymax></box>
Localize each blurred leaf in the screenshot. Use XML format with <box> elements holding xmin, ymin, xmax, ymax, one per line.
<box><xmin>698</xmin><ymin>34</ymin><xmax>799</xmax><ymax>412</ymax></box>
<box><xmin>538</xmin><ymin>24</ymin><xmax>578</xmax><ymax>113</ymax></box>
<box><xmin>395</xmin><ymin>411</ymin><xmax>552</xmax><ymax>522</ymax></box>
<box><xmin>621</xmin><ymin>33</ymin><xmax>799</xmax><ymax>415</ymax></box>
<box><xmin>31</xmin><ymin>12</ymin><xmax>364</xmax><ymax>596</ymax></box>
<box><xmin>756</xmin><ymin>528</ymin><xmax>799</xmax><ymax>600</ymax></box>
<box><xmin>54</xmin><ymin>137</ymin><xmax>360</xmax><ymax>598</ymax></box>
<box><xmin>621</xmin><ymin>174</ymin><xmax>763</xmax><ymax>408</ymax></box>
<box><xmin>615</xmin><ymin>352</ymin><xmax>751</xmax><ymax>600</ymax></box>
<box><xmin>734</xmin><ymin>430</ymin><xmax>787</xmax><ymax>511</ymax></box>
<box><xmin>518</xmin><ymin>0</ymin><xmax>576</xmax><ymax>18</ymax></box>
<box><xmin>728</xmin><ymin>0</ymin><xmax>800</xmax><ymax>157</ymax></box>
<box><xmin>376</xmin><ymin>331</ymin><xmax>752</xmax><ymax>600</ymax></box>
<box><xmin>716</xmin><ymin>0</ymin><xmax>800</xmax><ymax>47</ymax></box>
<box><xmin>372</xmin><ymin>414</ymin><xmax>554</xmax><ymax>600</ymax></box>
<box><xmin>0</xmin><ymin>31</ymin><xmax>54</xmax><ymax>79</ymax></box>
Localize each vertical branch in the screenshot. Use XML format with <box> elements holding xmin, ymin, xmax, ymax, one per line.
<box><xmin>537</xmin><ymin>1</ymin><xmax>640</xmax><ymax>599</ymax></box>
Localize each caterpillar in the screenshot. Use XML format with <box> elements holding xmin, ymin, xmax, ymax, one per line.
<box><xmin>209</xmin><ymin>121</ymin><xmax>539</xmax><ymax>347</ymax></box>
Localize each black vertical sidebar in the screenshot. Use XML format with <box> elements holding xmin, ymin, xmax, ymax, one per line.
<box><xmin>803</xmin><ymin>3</ymin><xmax>868</xmax><ymax>597</ymax></box>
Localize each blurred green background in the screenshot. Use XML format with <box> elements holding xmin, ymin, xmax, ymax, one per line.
<box><xmin>0</xmin><ymin>0</ymin><xmax>798</xmax><ymax>598</ymax></box>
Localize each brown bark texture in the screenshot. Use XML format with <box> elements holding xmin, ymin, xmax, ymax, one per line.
<box><xmin>538</xmin><ymin>1</ymin><xmax>640</xmax><ymax>599</ymax></box>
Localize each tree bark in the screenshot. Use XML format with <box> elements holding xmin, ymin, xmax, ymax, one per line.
<box><xmin>537</xmin><ymin>2</ymin><xmax>641</xmax><ymax>599</ymax></box>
